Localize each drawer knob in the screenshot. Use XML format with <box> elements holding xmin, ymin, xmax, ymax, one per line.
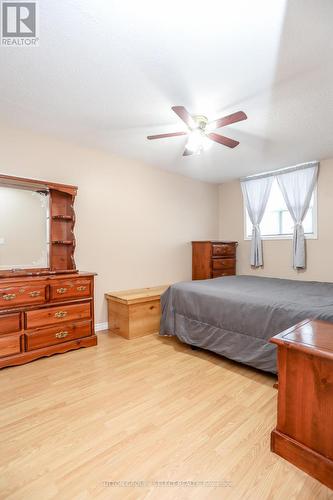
<box><xmin>56</xmin><ymin>288</ymin><xmax>67</xmax><ymax>294</ymax></box>
<box><xmin>29</xmin><ymin>290</ymin><xmax>41</xmax><ymax>297</ymax></box>
<box><xmin>77</xmin><ymin>286</ymin><xmax>87</xmax><ymax>292</ymax></box>
<box><xmin>54</xmin><ymin>311</ymin><xmax>67</xmax><ymax>319</ymax></box>
<box><xmin>3</xmin><ymin>293</ymin><xmax>16</xmax><ymax>301</ymax></box>
<box><xmin>55</xmin><ymin>331</ymin><xmax>68</xmax><ymax>339</ymax></box>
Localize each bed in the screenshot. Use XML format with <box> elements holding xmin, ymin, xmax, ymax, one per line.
<box><xmin>159</xmin><ymin>275</ymin><xmax>333</xmax><ymax>373</ymax></box>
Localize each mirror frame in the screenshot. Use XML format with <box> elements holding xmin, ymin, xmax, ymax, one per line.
<box><xmin>0</xmin><ymin>173</ymin><xmax>78</xmax><ymax>278</ymax></box>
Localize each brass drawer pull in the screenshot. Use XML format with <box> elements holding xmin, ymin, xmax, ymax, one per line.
<box><xmin>54</xmin><ymin>311</ymin><xmax>67</xmax><ymax>319</ymax></box>
<box><xmin>56</xmin><ymin>287</ymin><xmax>67</xmax><ymax>294</ymax></box>
<box><xmin>55</xmin><ymin>331</ymin><xmax>68</xmax><ymax>339</ymax></box>
<box><xmin>77</xmin><ymin>286</ymin><xmax>87</xmax><ymax>292</ymax></box>
<box><xmin>29</xmin><ymin>290</ymin><xmax>41</xmax><ymax>297</ymax></box>
<box><xmin>3</xmin><ymin>293</ymin><xmax>16</xmax><ymax>301</ymax></box>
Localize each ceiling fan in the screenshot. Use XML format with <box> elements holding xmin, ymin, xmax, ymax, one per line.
<box><xmin>147</xmin><ymin>106</ymin><xmax>247</xmax><ymax>156</ymax></box>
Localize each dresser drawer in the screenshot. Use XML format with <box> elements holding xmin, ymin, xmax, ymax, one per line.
<box><xmin>49</xmin><ymin>279</ymin><xmax>91</xmax><ymax>301</ymax></box>
<box><xmin>212</xmin><ymin>258</ymin><xmax>235</xmax><ymax>270</ymax></box>
<box><xmin>0</xmin><ymin>284</ymin><xmax>46</xmax><ymax>308</ymax></box>
<box><xmin>25</xmin><ymin>321</ymin><xmax>92</xmax><ymax>350</ymax></box>
<box><xmin>212</xmin><ymin>269</ymin><xmax>235</xmax><ymax>278</ymax></box>
<box><xmin>0</xmin><ymin>313</ymin><xmax>21</xmax><ymax>335</ymax></box>
<box><xmin>26</xmin><ymin>302</ymin><xmax>91</xmax><ymax>329</ymax></box>
<box><xmin>212</xmin><ymin>244</ymin><xmax>236</xmax><ymax>257</ymax></box>
<box><xmin>0</xmin><ymin>334</ymin><xmax>21</xmax><ymax>357</ymax></box>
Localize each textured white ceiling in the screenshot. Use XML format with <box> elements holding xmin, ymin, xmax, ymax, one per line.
<box><xmin>0</xmin><ymin>0</ymin><xmax>333</xmax><ymax>182</ymax></box>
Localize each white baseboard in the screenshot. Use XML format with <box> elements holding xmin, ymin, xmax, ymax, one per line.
<box><xmin>95</xmin><ymin>322</ymin><xmax>108</xmax><ymax>332</ymax></box>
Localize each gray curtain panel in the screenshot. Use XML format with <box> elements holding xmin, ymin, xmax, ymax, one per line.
<box><xmin>277</xmin><ymin>162</ymin><xmax>318</xmax><ymax>269</ymax></box>
<box><xmin>241</xmin><ymin>175</ymin><xmax>273</xmax><ymax>267</ymax></box>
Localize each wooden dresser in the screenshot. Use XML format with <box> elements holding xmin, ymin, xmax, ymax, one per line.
<box><xmin>0</xmin><ymin>273</ymin><xmax>96</xmax><ymax>368</ymax></box>
<box><xmin>0</xmin><ymin>174</ymin><xmax>97</xmax><ymax>369</ymax></box>
<box><xmin>192</xmin><ymin>241</ymin><xmax>237</xmax><ymax>280</ymax></box>
<box><xmin>270</xmin><ymin>319</ymin><xmax>333</xmax><ymax>489</ymax></box>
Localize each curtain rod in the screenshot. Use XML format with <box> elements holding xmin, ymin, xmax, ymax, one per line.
<box><xmin>240</xmin><ymin>161</ymin><xmax>319</xmax><ymax>182</ymax></box>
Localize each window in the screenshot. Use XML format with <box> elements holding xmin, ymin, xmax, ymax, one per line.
<box><xmin>245</xmin><ymin>178</ymin><xmax>317</xmax><ymax>240</ymax></box>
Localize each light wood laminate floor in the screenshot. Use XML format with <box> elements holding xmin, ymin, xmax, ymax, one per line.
<box><xmin>1</xmin><ymin>332</ymin><xmax>332</xmax><ymax>500</ymax></box>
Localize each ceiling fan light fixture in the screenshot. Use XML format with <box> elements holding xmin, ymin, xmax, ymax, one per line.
<box><xmin>186</xmin><ymin>129</ymin><xmax>211</xmax><ymax>154</ymax></box>
<box><xmin>147</xmin><ymin>106</ymin><xmax>247</xmax><ymax>155</ymax></box>
<box><xmin>201</xmin><ymin>134</ymin><xmax>212</xmax><ymax>151</ymax></box>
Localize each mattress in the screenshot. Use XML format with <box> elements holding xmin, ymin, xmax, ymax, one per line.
<box><xmin>159</xmin><ymin>275</ymin><xmax>333</xmax><ymax>373</ymax></box>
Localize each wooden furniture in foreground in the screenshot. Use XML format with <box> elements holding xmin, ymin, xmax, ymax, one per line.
<box><xmin>270</xmin><ymin>319</ymin><xmax>333</xmax><ymax>490</ymax></box>
<box><xmin>105</xmin><ymin>285</ymin><xmax>168</xmax><ymax>339</ymax></box>
<box><xmin>0</xmin><ymin>174</ymin><xmax>97</xmax><ymax>369</ymax></box>
<box><xmin>192</xmin><ymin>241</ymin><xmax>237</xmax><ymax>280</ymax></box>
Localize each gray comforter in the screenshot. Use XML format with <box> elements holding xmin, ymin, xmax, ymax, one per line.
<box><xmin>160</xmin><ymin>275</ymin><xmax>333</xmax><ymax>373</ymax></box>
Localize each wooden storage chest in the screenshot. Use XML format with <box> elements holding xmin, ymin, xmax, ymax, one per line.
<box><xmin>105</xmin><ymin>286</ymin><xmax>168</xmax><ymax>339</ymax></box>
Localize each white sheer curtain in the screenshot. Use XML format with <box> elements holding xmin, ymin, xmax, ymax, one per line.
<box><xmin>277</xmin><ymin>162</ymin><xmax>318</xmax><ymax>269</ymax></box>
<box><xmin>241</xmin><ymin>176</ymin><xmax>273</xmax><ymax>267</ymax></box>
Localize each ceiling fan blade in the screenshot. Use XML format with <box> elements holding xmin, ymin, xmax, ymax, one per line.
<box><xmin>147</xmin><ymin>131</ymin><xmax>187</xmax><ymax>140</ymax></box>
<box><xmin>171</xmin><ymin>106</ymin><xmax>196</xmax><ymax>129</ymax></box>
<box><xmin>183</xmin><ymin>148</ymin><xmax>194</xmax><ymax>156</ymax></box>
<box><xmin>207</xmin><ymin>132</ymin><xmax>239</xmax><ymax>148</ymax></box>
<box><xmin>209</xmin><ymin>111</ymin><xmax>247</xmax><ymax>130</ymax></box>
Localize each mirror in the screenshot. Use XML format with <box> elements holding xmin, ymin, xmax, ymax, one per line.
<box><xmin>0</xmin><ymin>185</ymin><xmax>49</xmax><ymax>270</ymax></box>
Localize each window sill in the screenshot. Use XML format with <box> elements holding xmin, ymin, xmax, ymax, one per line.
<box><xmin>244</xmin><ymin>234</ymin><xmax>318</xmax><ymax>241</ymax></box>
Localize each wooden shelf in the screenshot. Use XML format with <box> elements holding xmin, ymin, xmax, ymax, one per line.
<box><xmin>52</xmin><ymin>215</ymin><xmax>73</xmax><ymax>221</ymax></box>
<box><xmin>50</xmin><ymin>190</ymin><xmax>76</xmax><ymax>271</ymax></box>
<box><xmin>51</xmin><ymin>240</ymin><xmax>74</xmax><ymax>246</ymax></box>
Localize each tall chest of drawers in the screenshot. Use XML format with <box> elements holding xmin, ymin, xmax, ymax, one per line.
<box><xmin>0</xmin><ymin>272</ymin><xmax>97</xmax><ymax>369</ymax></box>
<box><xmin>192</xmin><ymin>241</ymin><xmax>238</xmax><ymax>280</ymax></box>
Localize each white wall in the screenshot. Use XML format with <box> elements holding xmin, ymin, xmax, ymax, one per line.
<box><xmin>0</xmin><ymin>126</ymin><xmax>219</xmax><ymax>324</ymax></box>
